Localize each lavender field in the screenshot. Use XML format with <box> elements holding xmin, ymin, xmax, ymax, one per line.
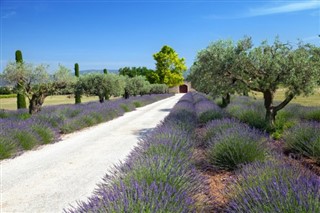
<box><xmin>62</xmin><ymin>92</ymin><xmax>320</xmax><ymax>212</ymax></box>
<box><xmin>1</xmin><ymin>91</ymin><xmax>319</xmax><ymax>212</ymax></box>
<box><xmin>0</xmin><ymin>94</ymin><xmax>173</xmax><ymax>160</ymax></box>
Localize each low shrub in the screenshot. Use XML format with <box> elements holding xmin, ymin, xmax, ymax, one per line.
<box><xmin>283</xmin><ymin>121</ymin><xmax>320</xmax><ymax>164</ymax></box>
<box><xmin>227</xmin><ymin>160</ymin><xmax>320</xmax><ymax>212</ymax></box>
<box><xmin>32</xmin><ymin>125</ymin><xmax>55</xmax><ymax>144</ymax></box>
<box><xmin>120</xmin><ymin>104</ymin><xmax>130</xmax><ymax>112</ymax></box>
<box><xmin>150</xmin><ymin>84</ymin><xmax>168</xmax><ymax>94</ymax></box>
<box><xmin>198</xmin><ymin>110</ymin><xmax>224</xmax><ymax>124</ymax></box>
<box><xmin>207</xmin><ymin>125</ymin><xmax>268</xmax><ymax>170</ymax></box>
<box><xmin>133</xmin><ymin>101</ymin><xmax>142</xmax><ymax>108</ymax></box>
<box><xmin>202</xmin><ymin>118</ymin><xmax>243</xmax><ymax>145</ymax></box>
<box><xmin>0</xmin><ymin>86</ymin><xmax>14</xmax><ymax>95</ymax></box>
<box><xmin>271</xmin><ymin>110</ymin><xmax>297</xmax><ymax>139</ymax></box>
<box><xmin>0</xmin><ymin>137</ymin><xmax>16</xmax><ymax>159</ymax></box>
<box><xmin>0</xmin><ymin>110</ymin><xmax>9</xmax><ymax>118</ymax></box>
<box><xmin>226</xmin><ymin>96</ymin><xmax>266</xmax><ymax>130</ymax></box>
<box><xmin>13</xmin><ymin>131</ymin><xmax>38</xmax><ymax>150</ymax></box>
<box><xmin>194</xmin><ymin>96</ymin><xmax>225</xmax><ymax>124</ymax></box>
<box><xmin>67</xmin><ymin>180</ymin><xmax>196</xmax><ymax>213</ymax></box>
<box><xmin>303</xmin><ymin>108</ymin><xmax>320</xmax><ymax>122</ymax></box>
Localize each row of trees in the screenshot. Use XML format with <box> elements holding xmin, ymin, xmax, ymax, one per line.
<box><xmin>2</xmin><ymin>61</ymin><xmax>169</xmax><ymax>114</ymax></box>
<box><xmin>1</xmin><ymin>45</ymin><xmax>186</xmax><ymax>114</ymax></box>
<box><xmin>188</xmin><ymin>37</ymin><xmax>320</xmax><ymax>127</ymax></box>
<box><xmin>76</xmin><ymin>74</ymin><xmax>167</xmax><ymax>103</ymax></box>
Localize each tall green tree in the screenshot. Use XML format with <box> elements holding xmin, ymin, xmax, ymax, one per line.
<box><xmin>153</xmin><ymin>45</ymin><xmax>187</xmax><ymax>87</ymax></box>
<box><xmin>190</xmin><ymin>37</ymin><xmax>320</xmax><ymax>127</ymax></box>
<box><xmin>74</xmin><ymin>63</ymin><xmax>81</xmax><ymax>104</ymax></box>
<box><xmin>15</xmin><ymin>50</ymin><xmax>27</xmax><ymax>109</ymax></box>
<box><xmin>103</xmin><ymin>68</ymin><xmax>109</xmax><ymax>99</ymax></box>
<box><xmin>3</xmin><ymin>63</ymin><xmax>75</xmax><ymax>114</ymax></box>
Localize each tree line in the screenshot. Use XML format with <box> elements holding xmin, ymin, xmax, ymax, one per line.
<box><xmin>1</xmin><ymin>45</ymin><xmax>187</xmax><ymax>114</ymax></box>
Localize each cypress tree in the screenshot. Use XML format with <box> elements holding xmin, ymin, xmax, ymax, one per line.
<box><xmin>103</xmin><ymin>68</ymin><xmax>109</xmax><ymax>100</ymax></box>
<box><xmin>15</xmin><ymin>50</ymin><xmax>27</xmax><ymax>109</ymax></box>
<box><xmin>75</xmin><ymin>63</ymin><xmax>81</xmax><ymax>104</ymax></box>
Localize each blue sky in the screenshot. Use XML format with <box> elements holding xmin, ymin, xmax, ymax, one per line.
<box><xmin>1</xmin><ymin>0</ymin><xmax>319</xmax><ymax>72</ymax></box>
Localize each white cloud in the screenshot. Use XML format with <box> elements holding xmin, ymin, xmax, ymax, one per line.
<box><xmin>1</xmin><ymin>11</ymin><xmax>16</xmax><ymax>19</ymax></box>
<box><xmin>249</xmin><ymin>0</ymin><xmax>320</xmax><ymax>16</ymax></box>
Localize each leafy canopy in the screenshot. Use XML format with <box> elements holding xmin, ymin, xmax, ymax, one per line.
<box><xmin>189</xmin><ymin>36</ymin><xmax>320</xmax><ymax>125</ymax></box>
<box><xmin>78</xmin><ymin>73</ymin><xmax>125</xmax><ymax>102</ymax></box>
<box><xmin>2</xmin><ymin>62</ymin><xmax>75</xmax><ymax>113</ymax></box>
<box><xmin>153</xmin><ymin>45</ymin><xmax>187</xmax><ymax>87</ymax></box>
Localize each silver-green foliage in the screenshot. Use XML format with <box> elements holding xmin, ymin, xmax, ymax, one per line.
<box><xmin>3</xmin><ymin>62</ymin><xmax>75</xmax><ymax>114</ymax></box>
<box><xmin>189</xmin><ymin>37</ymin><xmax>320</xmax><ymax>126</ymax></box>
<box><xmin>79</xmin><ymin>73</ymin><xmax>125</xmax><ymax>102</ymax></box>
<box><xmin>124</xmin><ymin>76</ymin><xmax>151</xmax><ymax>97</ymax></box>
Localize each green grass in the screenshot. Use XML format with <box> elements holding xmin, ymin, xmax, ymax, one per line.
<box><xmin>0</xmin><ymin>94</ymin><xmax>16</xmax><ymax>99</ymax></box>
<box><xmin>249</xmin><ymin>88</ymin><xmax>320</xmax><ymax>107</ymax></box>
<box><xmin>0</xmin><ymin>95</ymin><xmax>100</xmax><ymax>110</ymax></box>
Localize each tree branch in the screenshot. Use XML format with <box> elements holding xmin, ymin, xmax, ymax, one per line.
<box><xmin>274</xmin><ymin>93</ymin><xmax>294</xmax><ymax>112</ymax></box>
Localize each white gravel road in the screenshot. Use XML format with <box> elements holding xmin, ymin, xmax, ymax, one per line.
<box><xmin>1</xmin><ymin>94</ymin><xmax>183</xmax><ymax>213</ymax></box>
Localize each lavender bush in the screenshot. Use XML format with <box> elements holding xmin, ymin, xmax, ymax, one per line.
<box><xmin>202</xmin><ymin>118</ymin><xmax>243</xmax><ymax>145</ymax></box>
<box><xmin>195</xmin><ymin>99</ymin><xmax>225</xmax><ymax>124</ymax></box>
<box><xmin>283</xmin><ymin>121</ymin><xmax>320</xmax><ymax>164</ymax></box>
<box><xmin>226</xmin><ymin>96</ymin><xmax>266</xmax><ymax>130</ymax></box>
<box><xmin>227</xmin><ymin>160</ymin><xmax>320</xmax><ymax>212</ymax></box>
<box><xmin>66</xmin><ymin>180</ymin><xmax>196</xmax><ymax>213</ymax></box>
<box><xmin>163</xmin><ymin>93</ymin><xmax>197</xmax><ymax>131</ymax></box>
<box><xmin>283</xmin><ymin>104</ymin><xmax>320</xmax><ymax>122</ymax></box>
<box><xmin>207</xmin><ymin>124</ymin><xmax>268</xmax><ymax>170</ymax></box>
<box><xmin>299</xmin><ymin>107</ymin><xmax>320</xmax><ymax>122</ymax></box>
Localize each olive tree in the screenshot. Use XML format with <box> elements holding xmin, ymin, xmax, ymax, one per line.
<box><xmin>190</xmin><ymin>37</ymin><xmax>320</xmax><ymax>127</ymax></box>
<box><xmin>123</xmin><ymin>76</ymin><xmax>151</xmax><ymax>99</ymax></box>
<box><xmin>189</xmin><ymin>40</ymin><xmax>248</xmax><ymax>107</ymax></box>
<box><xmin>3</xmin><ymin>62</ymin><xmax>75</xmax><ymax>114</ymax></box>
<box><xmin>79</xmin><ymin>73</ymin><xmax>125</xmax><ymax>103</ymax></box>
<box><xmin>234</xmin><ymin>38</ymin><xmax>320</xmax><ymax>126</ymax></box>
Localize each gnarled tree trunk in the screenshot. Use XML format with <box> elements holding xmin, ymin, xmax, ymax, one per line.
<box><xmin>221</xmin><ymin>93</ymin><xmax>230</xmax><ymax>108</ymax></box>
<box><xmin>29</xmin><ymin>93</ymin><xmax>46</xmax><ymax>114</ymax></box>
<box><xmin>99</xmin><ymin>95</ymin><xmax>105</xmax><ymax>103</ymax></box>
<box><xmin>263</xmin><ymin>90</ymin><xmax>294</xmax><ymax>128</ymax></box>
<box><xmin>263</xmin><ymin>90</ymin><xmax>276</xmax><ymax>127</ymax></box>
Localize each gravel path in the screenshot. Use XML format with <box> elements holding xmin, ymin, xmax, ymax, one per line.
<box><xmin>1</xmin><ymin>94</ymin><xmax>183</xmax><ymax>213</ymax></box>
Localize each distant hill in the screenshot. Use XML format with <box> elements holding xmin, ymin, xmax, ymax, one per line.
<box><xmin>80</xmin><ymin>69</ymin><xmax>119</xmax><ymax>75</ymax></box>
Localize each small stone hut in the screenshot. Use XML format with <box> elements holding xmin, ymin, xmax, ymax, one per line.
<box><xmin>169</xmin><ymin>81</ymin><xmax>194</xmax><ymax>93</ymax></box>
